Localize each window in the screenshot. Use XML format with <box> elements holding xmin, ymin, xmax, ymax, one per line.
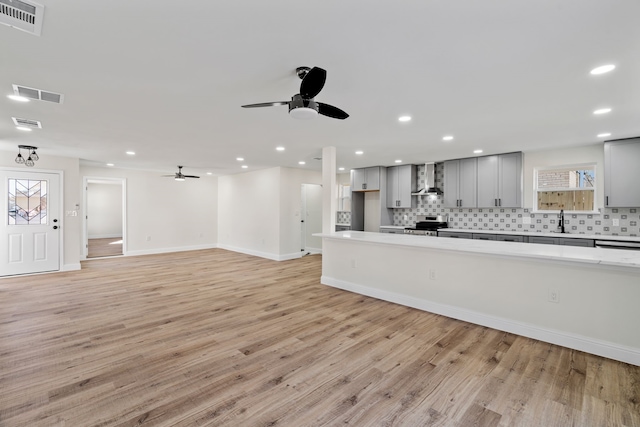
<box><xmin>534</xmin><ymin>165</ymin><xmax>595</xmax><ymax>211</ymax></box>
<box><xmin>8</xmin><ymin>179</ymin><xmax>48</xmax><ymax>225</ymax></box>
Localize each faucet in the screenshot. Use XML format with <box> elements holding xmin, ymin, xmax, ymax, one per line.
<box><xmin>557</xmin><ymin>209</ymin><xmax>565</xmax><ymax>234</ymax></box>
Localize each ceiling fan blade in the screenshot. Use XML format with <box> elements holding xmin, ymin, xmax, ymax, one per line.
<box><xmin>300</xmin><ymin>67</ymin><xmax>326</xmax><ymax>99</ymax></box>
<box><xmin>241</xmin><ymin>101</ymin><xmax>289</xmax><ymax>108</ymax></box>
<box><xmin>317</xmin><ymin>103</ymin><xmax>349</xmax><ymax>120</ymax></box>
<box><xmin>183</xmin><ymin>175</ymin><xmax>200</xmax><ymax>178</ymax></box>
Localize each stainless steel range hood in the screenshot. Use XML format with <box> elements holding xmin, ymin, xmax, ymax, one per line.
<box><xmin>423</xmin><ymin>162</ymin><xmax>443</xmax><ymax>195</ymax></box>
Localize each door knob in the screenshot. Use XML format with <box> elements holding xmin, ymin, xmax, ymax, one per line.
<box><xmin>53</xmin><ymin>226</ymin><xmax>58</xmax><ymax>230</ymax></box>
<box><xmin>53</xmin><ymin>219</ymin><xmax>58</xmax><ymax>222</ymax></box>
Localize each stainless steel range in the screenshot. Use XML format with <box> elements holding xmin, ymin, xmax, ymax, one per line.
<box><xmin>404</xmin><ymin>215</ymin><xmax>448</xmax><ymax>236</ymax></box>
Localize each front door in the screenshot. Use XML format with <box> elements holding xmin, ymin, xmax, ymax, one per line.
<box><xmin>1</xmin><ymin>170</ymin><xmax>61</xmax><ymax>276</ymax></box>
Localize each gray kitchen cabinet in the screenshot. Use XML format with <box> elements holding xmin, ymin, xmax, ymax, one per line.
<box><xmin>528</xmin><ymin>236</ymin><xmax>559</xmax><ymax>245</ymax></box>
<box><xmin>558</xmin><ymin>238</ymin><xmax>595</xmax><ymax>247</ymax></box>
<box><xmin>477</xmin><ymin>152</ymin><xmax>523</xmax><ymax>208</ymax></box>
<box><xmin>438</xmin><ymin>231</ymin><xmax>473</xmax><ymax>239</ymax></box>
<box><xmin>387</xmin><ymin>164</ymin><xmax>416</xmax><ymax>208</ymax></box>
<box><xmin>473</xmin><ymin>233</ymin><xmax>497</xmax><ymax>240</ymax></box>
<box><xmin>604</xmin><ymin>138</ymin><xmax>640</xmax><ymax>207</ymax></box>
<box><xmin>496</xmin><ymin>234</ymin><xmax>525</xmax><ymax>242</ymax></box>
<box><xmin>351</xmin><ymin>167</ymin><xmax>381</xmax><ymax>191</ymax></box>
<box><xmin>444</xmin><ymin>158</ymin><xmax>477</xmax><ymax>208</ymax></box>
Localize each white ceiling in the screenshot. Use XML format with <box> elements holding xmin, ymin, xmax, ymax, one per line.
<box><xmin>1</xmin><ymin>0</ymin><xmax>639</xmax><ymax>176</ymax></box>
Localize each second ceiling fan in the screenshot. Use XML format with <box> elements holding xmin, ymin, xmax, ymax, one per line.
<box><xmin>241</xmin><ymin>66</ymin><xmax>349</xmax><ymax>120</ymax></box>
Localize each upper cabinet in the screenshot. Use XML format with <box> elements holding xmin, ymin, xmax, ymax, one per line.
<box><xmin>605</xmin><ymin>138</ymin><xmax>640</xmax><ymax>207</ymax></box>
<box><xmin>444</xmin><ymin>158</ymin><xmax>477</xmax><ymax>208</ymax></box>
<box><xmin>477</xmin><ymin>152</ymin><xmax>523</xmax><ymax>208</ymax></box>
<box><xmin>351</xmin><ymin>166</ymin><xmax>381</xmax><ymax>191</ymax></box>
<box><xmin>387</xmin><ymin>164</ymin><xmax>416</xmax><ymax>208</ymax></box>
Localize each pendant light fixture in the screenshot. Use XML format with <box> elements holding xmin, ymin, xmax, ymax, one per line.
<box><xmin>15</xmin><ymin>145</ymin><xmax>39</xmax><ymax>167</ymax></box>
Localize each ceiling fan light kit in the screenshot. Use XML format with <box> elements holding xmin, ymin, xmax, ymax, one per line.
<box><xmin>241</xmin><ymin>66</ymin><xmax>349</xmax><ymax>120</ymax></box>
<box><xmin>162</xmin><ymin>166</ymin><xmax>200</xmax><ymax>181</ymax></box>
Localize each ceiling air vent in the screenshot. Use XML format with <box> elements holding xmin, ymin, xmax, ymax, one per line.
<box><xmin>12</xmin><ymin>84</ymin><xmax>63</xmax><ymax>104</ymax></box>
<box><xmin>12</xmin><ymin>116</ymin><xmax>42</xmax><ymax>129</ymax></box>
<box><xmin>0</xmin><ymin>0</ymin><xmax>44</xmax><ymax>36</ymax></box>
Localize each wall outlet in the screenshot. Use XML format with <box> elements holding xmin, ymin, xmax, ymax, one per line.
<box><xmin>429</xmin><ymin>269</ymin><xmax>436</xmax><ymax>280</ymax></box>
<box><xmin>351</xmin><ymin>259</ymin><xmax>356</xmax><ymax>268</ymax></box>
<box><xmin>404</xmin><ymin>215</ymin><xmax>408</xmax><ymax>220</ymax></box>
<box><xmin>548</xmin><ymin>288</ymin><xmax>559</xmax><ymax>303</ymax></box>
<box><xmin>522</xmin><ymin>217</ymin><xmax>532</xmax><ymax>224</ymax></box>
<box><xmin>146</xmin><ymin>236</ymin><xmax>151</xmax><ymax>241</ymax></box>
<box><xmin>612</xmin><ymin>218</ymin><xmax>620</xmax><ymax>226</ymax></box>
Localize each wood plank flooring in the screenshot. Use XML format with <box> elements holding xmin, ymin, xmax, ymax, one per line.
<box><xmin>87</xmin><ymin>238</ymin><xmax>123</xmax><ymax>258</ymax></box>
<box><xmin>0</xmin><ymin>249</ymin><xmax>638</xmax><ymax>426</ymax></box>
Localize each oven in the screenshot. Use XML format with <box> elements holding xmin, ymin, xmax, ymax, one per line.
<box><xmin>404</xmin><ymin>215</ymin><xmax>448</xmax><ymax>236</ymax></box>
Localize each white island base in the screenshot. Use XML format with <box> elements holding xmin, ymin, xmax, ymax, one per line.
<box><xmin>318</xmin><ymin>231</ymin><xmax>640</xmax><ymax>366</ymax></box>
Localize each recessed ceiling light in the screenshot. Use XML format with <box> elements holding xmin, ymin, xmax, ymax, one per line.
<box><xmin>355</xmin><ymin>151</ymin><xmax>363</xmax><ymax>155</ymax></box>
<box><xmin>298</xmin><ymin>161</ymin><xmax>306</xmax><ymax>165</ymax></box>
<box><xmin>7</xmin><ymin>94</ymin><xmax>29</xmax><ymax>102</ymax></box>
<box><xmin>206</xmin><ymin>172</ymin><xmax>213</xmax><ymax>175</ymax></box>
<box><xmin>593</xmin><ymin>108</ymin><xmax>612</xmax><ymax>115</ymax></box>
<box><xmin>126</xmin><ymin>151</ymin><xmax>135</xmax><ymax>155</ymax></box>
<box><xmin>338</xmin><ymin>167</ymin><xmax>345</xmax><ymax>171</ymax></box>
<box><xmin>590</xmin><ymin>64</ymin><xmax>616</xmax><ymax>75</ymax></box>
<box><xmin>597</xmin><ymin>133</ymin><xmax>611</xmax><ymax>138</ymax></box>
<box><xmin>241</xmin><ymin>165</ymin><xmax>248</xmax><ymax>169</ymax></box>
<box><xmin>16</xmin><ymin>126</ymin><xmax>32</xmax><ymax>132</ymax></box>
<box><xmin>395</xmin><ymin>160</ymin><xmax>402</xmax><ymax>163</ymax></box>
<box><xmin>106</xmin><ymin>163</ymin><xmax>115</xmax><ymax>167</ymax></box>
<box><xmin>473</xmin><ymin>149</ymin><xmax>483</xmax><ymax>154</ymax></box>
<box><xmin>236</xmin><ymin>157</ymin><xmax>244</xmax><ymax>161</ymax></box>
<box><xmin>276</xmin><ymin>147</ymin><xmax>285</xmax><ymax>151</ymax></box>
<box><xmin>398</xmin><ymin>116</ymin><xmax>411</xmax><ymax>122</ymax></box>
<box><xmin>443</xmin><ymin>136</ymin><xmax>454</xmax><ymax>141</ymax></box>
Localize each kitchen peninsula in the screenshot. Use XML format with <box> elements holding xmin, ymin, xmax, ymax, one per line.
<box><xmin>317</xmin><ymin>230</ymin><xmax>640</xmax><ymax>366</ymax></box>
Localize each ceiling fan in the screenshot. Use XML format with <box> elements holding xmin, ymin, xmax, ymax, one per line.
<box><xmin>241</xmin><ymin>66</ymin><xmax>349</xmax><ymax>120</ymax></box>
<box><xmin>163</xmin><ymin>166</ymin><xmax>200</xmax><ymax>181</ymax></box>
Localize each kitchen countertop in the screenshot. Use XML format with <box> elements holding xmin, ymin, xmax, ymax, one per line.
<box><xmin>441</xmin><ymin>228</ymin><xmax>640</xmax><ymax>243</ymax></box>
<box><xmin>317</xmin><ymin>230</ymin><xmax>640</xmax><ymax>269</ymax></box>
<box><xmin>379</xmin><ymin>225</ymin><xmax>406</xmax><ymax>230</ymax></box>
<box><xmin>336</xmin><ymin>223</ymin><xmax>351</xmax><ymax>227</ymax></box>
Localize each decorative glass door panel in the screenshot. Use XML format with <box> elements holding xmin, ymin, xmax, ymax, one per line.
<box><xmin>8</xmin><ymin>179</ymin><xmax>48</xmax><ymax>225</ymax></box>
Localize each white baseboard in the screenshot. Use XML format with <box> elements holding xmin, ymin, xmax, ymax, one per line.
<box><xmin>88</xmin><ymin>234</ymin><xmax>122</xmax><ymax>239</ymax></box>
<box><xmin>126</xmin><ymin>244</ymin><xmax>218</xmax><ymax>257</ymax></box>
<box><xmin>217</xmin><ymin>244</ymin><xmax>303</xmax><ymax>261</ymax></box>
<box><xmin>305</xmin><ymin>247</ymin><xmax>322</xmax><ymax>255</ymax></box>
<box><xmin>63</xmin><ymin>263</ymin><xmax>81</xmax><ymax>271</ymax></box>
<box><xmin>321</xmin><ymin>275</ymin><xmax>640</xmax><ymax>367</ymax></box>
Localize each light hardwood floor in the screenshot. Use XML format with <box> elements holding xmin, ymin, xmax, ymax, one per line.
<box><xmin>0</xmin><ymin>249</ymin><xmax>638</xmax><ymax>426</ymax></box>
<box><xmin>87</xmin><ymin>237</ymin><xmax>123</xmax><ymax>258</ymax></box>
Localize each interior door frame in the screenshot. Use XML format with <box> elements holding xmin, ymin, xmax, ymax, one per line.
<box><xmin>82</xmin><ymin>176</ymin><xmax>127</xmax><ymax>259</ymax></box>
<box><xmin>1</xmin><ymin>166</ymin><xmax>65</xmax><ymax>275</ymax></box>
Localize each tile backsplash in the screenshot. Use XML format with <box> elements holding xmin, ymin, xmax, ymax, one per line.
<box><xmin>337</xmin><ymin>211</ymin><xmax>351</xmax><ymax>224</ymax></box>
<box><xmin>392</xmin><ymin>164</ymin><xmax>639</xmax><ymax>237</ymax></box>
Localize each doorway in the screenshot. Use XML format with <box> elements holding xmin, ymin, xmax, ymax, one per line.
<box><xmin>300</xmin><ymin>184</ymin><xmax>323</xmax><ymax>254</ymax></box>
<box><xmin>83</xmin><ymin>177</ymin><xmax>126</xmax><ymax>259</ymax></box>
<box><xmin>1</xmin><ymin>169</ymin><xmax>62</xmax><ymax>276</ymax></box>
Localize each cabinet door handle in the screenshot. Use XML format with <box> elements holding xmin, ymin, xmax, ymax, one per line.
<box><xmin>498</xmin><ymin>198</ymin><xmax>501</xmax><ymax>207</ymax></box>
<box><xmin>494</xmin><ymin>199</ymin><xmax>497</xmax><ymax>206</ymax></box>
<box><xmin>606</xmin><ymin>196</ymin><xmax>609</xmax><ymax>206</ymax></box>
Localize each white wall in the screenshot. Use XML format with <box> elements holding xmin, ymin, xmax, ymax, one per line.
<box><xmin>0</xmin><ymin>151</ymin><xmax>82</xmax><ymax>271</ymax></box>
<box><xmin>80</xmin><ymin>166</ymin><xmax>217</xmax><ymax>255</ymax></box>
<box><xmin>218</xmin><ymin>167</ymin><xmax>281</xmax><ymax>258</ymax></box>
<box><xmin>217</xmin><ymin>167</ymin><xmax>322</xmax><ymax>260</ymax></box>
<box><xmin>87</xmin><ymin>183</ymin><xmax>122</xmax><ymax>238</ymax></box>
<box><xmin>523</xmin><ymin>143</ymin><xmax>604</xmax><ymax>209</ymax></box>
